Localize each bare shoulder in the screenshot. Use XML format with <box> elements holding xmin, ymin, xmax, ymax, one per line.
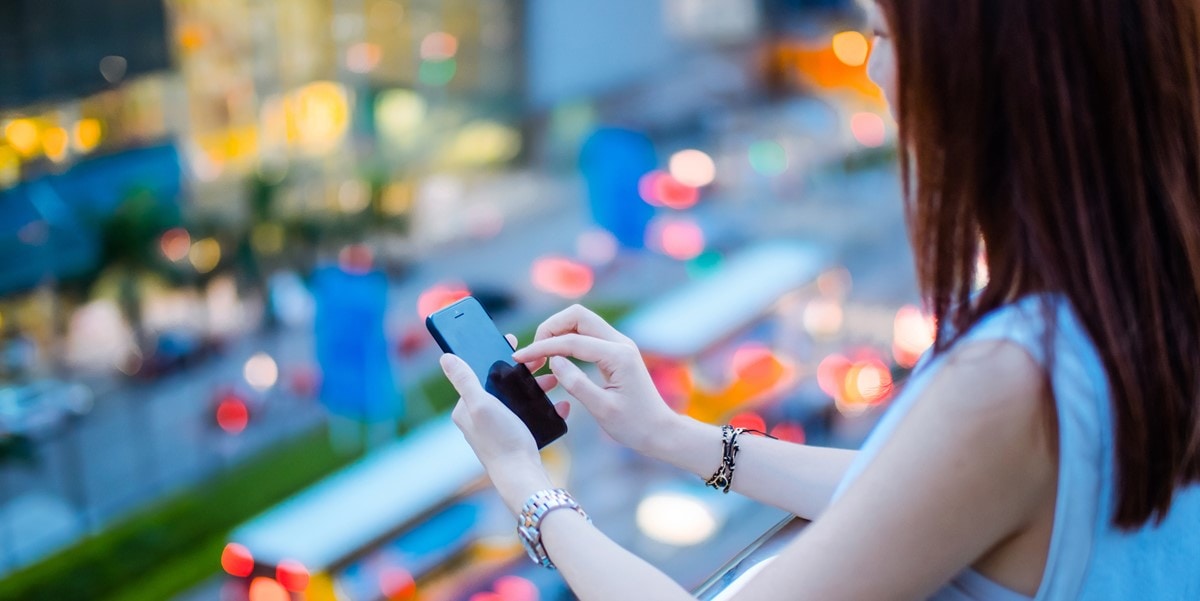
<box><xmin>924</xmin><ymin>338</ymin><xmax>1051</xmax><ymax>423</ymax></box>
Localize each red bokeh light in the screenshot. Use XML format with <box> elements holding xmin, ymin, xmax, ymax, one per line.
<box><xmin>493</xmin><ymin>575</ymin><xmax>540</xmax><ymax>601</ymax></box>
<box><xmin>771</xmin><ymin>422</ymin><xmax>807</xmax><ymax>444</ymax></box>
<box><xmin>221</xmin><ymin>543</ymin><xmax>254</xmax><ymax>577</ymax></box>
<box><xmin>638</xmin><ymin>170</ymin><xmax>667</xmax><ymax>207</ymax></box>
<box><xmin>817</xmin><ymin>353</ymin><xmax>853</xmax><ymax>399</ymax></box>
<box><xmin>530</xmin><ymin>256</ymin><xmax>594</xmax><ymax>299</ymax></box>
<box><xmin>654</xmin><ymin>174</ymin><xmax>700</xmax><ymax>210</ymax></box>
<box><xmin>216</xmin><ymin>396</ymin><xmax>250</xmax><ymax>435</ymax></box>
<box><xmin>417</xmin><ymin>282</ymin><xmax>471</xmax><ymax>318</ymax></box>
<box><xmin>380</xmin><ymin>567</ymin><xmax>417</xmax><ymax>600</ymax></box>
<box><xmin>729</xmin><ymin>411</ymin><xmax>767</xmax><ymax>433</ymax></box>
<box><xmin>275</xmin><ymin>559</ymin><xmax>310</xmax><ymax>592</ymax></box>
<box><xmin>654</xmin><ymin>218</ymin><xmax>705</xmax><ymax>261</ymax></box>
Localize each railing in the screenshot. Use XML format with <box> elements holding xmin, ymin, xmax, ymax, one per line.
<box><xmin>693</xmin><ymin>516</ymin><xmax>809</xmax><ymax>601</ymax></box>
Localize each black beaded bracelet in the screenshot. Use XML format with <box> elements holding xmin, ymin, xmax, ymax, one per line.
<box><xmin>704</xmin><ymin>425</ymin><xmax>776</xmax><ymax>493</ymax></box>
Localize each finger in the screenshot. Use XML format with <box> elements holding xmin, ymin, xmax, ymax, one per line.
<box><xmin>440</xmin><ymin>354</ymin><xmax>486</xmax><ymax>403</ymax></box>
<box><xmin>535</xmin><ymin>374</ymin><xmax>559</xmax><ymax>392</ymax></box>
<box><xmin>512</xmin><ymin>333</ymin><xmax>627</xmax><ymax>365</ymax></box>
<box><xmin>505</xmin><ymin>333</ymin><xmax>518</xmax><ymax>350</ymax></box>
<box><xmin>534</xmin><ymin>304</ymin><xmax>632</xmax><ymax>345</ymax></box>
<box><xmin>549</xmin><ymin>356</ymin><xmax>608</xmax><ymax>410</ymax></box>
<box><xmin>554</xmin><ymin>400</ymin><xmax>571</xmax><ymax>420</ymax></box>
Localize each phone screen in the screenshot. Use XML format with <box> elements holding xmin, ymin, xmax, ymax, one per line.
<box><xmin>426</xmin><ymin>297</ymin><xmax>567</xmax><ymax>448</ymax></box>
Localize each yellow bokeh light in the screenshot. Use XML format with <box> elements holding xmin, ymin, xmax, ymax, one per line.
<box><xmin>832</xmin><ymin>31</ymin><xmax>870</xmax><ymax>67</ymax></box>
<box><xmin>5</xmin><ymin>119</ymin><xmax>41</xmax><ymax>157</ymax></box>
<box><xmin>73</xmin><ymin>119</ymin><xmax>103</xmax><ymax>153</ymax></box>
<box><xmin>288</xmin><ymin>81</ymin><xmax>350</xmax><ymax>155</ymax></box>
<box><xmin>189</xmin><ymin>238</ymin><xmax>222</xmax><ymax>273</ymax></box>
<box><xmin>43</xmin><ymin>127</ymin><xmax>70</xmax><ymax>162</ymax></box>
<box><xmin>251</xmin><ymin>223</ymin><xmax>285</xmax><ymax>255</ymax></box>
<box><xmin>0</xmin><ymin>146</ymin><xmax>20</xmax><ymax>188</ymax></box>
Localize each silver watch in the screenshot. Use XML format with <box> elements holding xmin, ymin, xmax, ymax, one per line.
<box><xmin>516</xmin><ymin>488</ymin><xmax>590</xmax><ymax>569</ymax></box>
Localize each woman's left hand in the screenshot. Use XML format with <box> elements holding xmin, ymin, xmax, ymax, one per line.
<box><xmin>440</xmin><ymin>342</ymin><xmax>569</xmax><ymax>513</ymax></box>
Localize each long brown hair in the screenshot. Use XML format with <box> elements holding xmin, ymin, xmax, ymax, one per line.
<box><xmin>875</xmin><ymin>0</ymin><xmax>1200</xmax><ymax>527</ymax></box>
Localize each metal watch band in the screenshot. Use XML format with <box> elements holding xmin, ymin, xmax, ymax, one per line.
<box><xmin>517</xmin><ymin>488</ymin><xmax>590</xmax><ymax>569</ymax></box>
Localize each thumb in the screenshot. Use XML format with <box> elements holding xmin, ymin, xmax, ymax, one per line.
<box><xmin>549</xmin><ymin>356</ymin><xmax>606</xmax><ymax>408</ymax></box>
<box><xmin>440</xmin><ymin>354</ymin><xmax>484</xmax><ymax>399</ymax></box>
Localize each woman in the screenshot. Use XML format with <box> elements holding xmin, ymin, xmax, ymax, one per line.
<box><xmin>440</xmin><ymin>1</ymin><xmax>1200</xmax><ymax>598</ymax></box>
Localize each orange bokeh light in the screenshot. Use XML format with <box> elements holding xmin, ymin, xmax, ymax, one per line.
<box><xmin>248</xmin><ymin>577</ymin><xmax>290</xmax><ymax>601</ymax></box>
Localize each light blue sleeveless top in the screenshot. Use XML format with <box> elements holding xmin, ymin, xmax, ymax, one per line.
<box><xmin>832</xmin><ymin>295</ymin><xmax>1200</xmax><ymax>600</ymax></box>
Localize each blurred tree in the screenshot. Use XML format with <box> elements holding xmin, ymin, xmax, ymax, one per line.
<box><xmin>95</xmin><ymin>187</ymin><xmax>181</xmax><ymax>347</ymax></box>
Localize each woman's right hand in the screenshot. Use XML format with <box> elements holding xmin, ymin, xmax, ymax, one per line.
<box><xmin>511</xmin><ymin>304</ymin><xmax>679</xmax><ymax>455</ymax></box>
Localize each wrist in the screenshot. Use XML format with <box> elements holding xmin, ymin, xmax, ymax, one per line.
<box><xmin>639</xmin><ymin>411</ymin><xmax>699</xmax><ymax>460</ymax></box>
<box><xmin>493</xmin><ymin>461</ymin><xmax>554</xmax><ymax>514</ymax></box>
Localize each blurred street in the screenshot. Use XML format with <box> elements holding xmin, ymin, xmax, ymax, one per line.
<box><xmin>0</xmin><ymin>1</ymin><xmax>924</xmax><ymax>599</ymax></box>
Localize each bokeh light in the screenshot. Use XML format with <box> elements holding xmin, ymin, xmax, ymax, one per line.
<box><xmin>770</xmin><ymin>422</ymin><xmax>806</xmax><ymax>444</ymax></box>
<box><xmin>892</xmin><ymin>305</ymin><xmax>935</xmax><ymax>368</ymax></box>
<box><xmin>417</xmin><ymin>282</ymin><xmax>471</xmax><ymax>318</ymax></box>
<box><xmin>531</xmin><ymin>256</ymin><xmax>594</xmax><ymax>299</ymax></box>
<box><xmin>217</xmin><ymin>395</ymin><xmax>250</xmax><ymax>434</ymax></box>
<box><xmin>636</xmin><ymin>491</ymin><xmax>719</xmax><ymax>546</ymax></box>
<box><xmin>160</xmin><ymin>228</ymin><xmax>191</xmax><ymax>262</ymax></box>
<box><xmin>244</xmin><ymin>353</ymin><xmax>278</xmax><ymax>391</ymax></box>
<box><xmin>669</xmin><ymin>149</ymin><xmax>717</xmax><ymax>187</ymax></box>
<box><xmin>189</xmin><ymin>238</ymin><xmax>222</xmax><ymax>273</ymax></box>
<box><xmin>639</xmin><ymin>170</ymin><xmax>700</xmax><ymax>209</ymax></box>
<box><xmin>492</xmin><ymin>575</ymin><xmax>539</xmax><ymax>601</ymax></box>
<box><xmin>651</xmin><ymin>217</ymin><xmax>706</xmax><ymax>260</ymax></box>
<box><xmin>380</xmin><ymin>567</ymin><xmax>417</xmax><ymax>600</ymax></box>
<box><xmin>220</xmin><ymin>543</ymin><xmax>254</xmax><ymax>577</ymax></box>
<box><xmin>42</xmin><ymin>127</ymin><xmax>69</xmax><ymax>162</ymax></box>
<box><xmin>248</xmin><ymin>577</ymin><xmax>289</xmax><ymax>601</ymax></box>
<box><xmin>419</xmin><ymin>59</ymin><xmax>457</xmax><ymax>86</ymax></box>
<box><xmin>802</xmin><ymin>297</ymin><xmax>844</xmax><ymax>338</ymax></box>
<box><xmin>72</xmin><ymin>118</ymin><xmax>103</xmax><ymax>153</ymax></box>
<box><xmin>851</xmin><ymin>112</ymin><xmax>887</xmax><ymax>147</ymax></box>
<box><xmin>420</xmin><ymin>32</ymin><xmax>459</xmax><ymax>61</ymax></box>
<box><xmin>5</xmin><ymin>119</ymin><xmax>40</xmax><ymax>157</ymax></box>
<box><xmin>729</xmin><ymin>411</ymin><xmax>766</xmax><ymax>433</ymax></box>
<box><xmin>576</xmin><ymin>228</ymin><xmax>619</xmax><ymax>266</ymax></box>
<box><xmin>748</xmin><ymin>140</ymin><xmax>788</xmax><ymax>176</ymax></box>
<box><xmin>832</xmin><ymin>31</ymin><xmax>870</xmax><ymax>67</ymax></box>
<box><xmin>275</xmin><ymin>559</ymin><xmax>309</xmax><ymax>592</ymax></box>
<box><xmin>346</xmin><ymin>42</ymin><xmax>383</xmax><ymax>73</ymax></box>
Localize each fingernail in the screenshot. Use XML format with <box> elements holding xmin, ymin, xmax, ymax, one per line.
<box><xmin>439</xmin><ymin>354</ymin><xmax>454</xmax><ymax>370</ymax></box>
<box><xmin>549</xmin><ymin>356</ymin><xmax>566</xmax><ymax>370</ymax></box>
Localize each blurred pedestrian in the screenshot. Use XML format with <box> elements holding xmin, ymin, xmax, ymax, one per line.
<box><xmin>313</xmin><ymin>245</ymin><xmax>400</xmax><ymax>452</ymax></box>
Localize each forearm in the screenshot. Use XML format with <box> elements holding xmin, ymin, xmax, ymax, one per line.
<box><xmin>539</xmin><ymin>507</ymin><xmax>694</xmax><ymax>601</ymax></box>
<box><xmin>643</xmin><ymin>416</ymin><xmax>856</xmax><ymax>520</ymax></box>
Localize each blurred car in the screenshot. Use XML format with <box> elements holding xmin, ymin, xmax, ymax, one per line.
<box><xmin>128</xmin><ymin>330</ymin><xmax>223</xmax><ymax>380</ymax></box>
<box><xmin>0</xmin><ymin>380</ymin><xmax>94</xmax><ymax>439</ymax></box>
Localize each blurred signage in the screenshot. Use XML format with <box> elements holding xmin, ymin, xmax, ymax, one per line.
<box><xmin>0</xmin><ymin>0</ymin><xmax>170</xmax><ymax>110</ymax></box>
<box><xmin>664</xmin><ymin>0</ymin><xmax>760</xmax><ymax>43</ymax></box>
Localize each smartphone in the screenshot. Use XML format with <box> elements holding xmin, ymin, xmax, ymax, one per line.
<box><xmin>426</xmin><ymin>296</ymin><xmax>568</xmax><ymax>448</ymax></box>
